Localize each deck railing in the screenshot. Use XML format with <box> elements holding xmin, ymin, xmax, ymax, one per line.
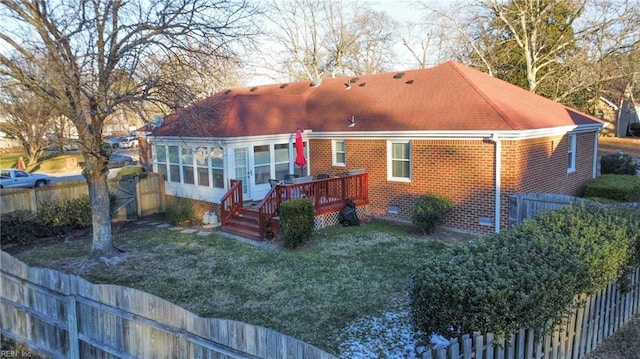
<box><xmin>254</xmin><ymin>173</ymin><xmax>369</xmax><ymax>238</ymax></box>
<box><xmin>277</xmin><ymin>173</ymin><xmax>368</xmax><ymax>213</ymax></box>
<box><xmin>220</xmin><ymin>179</ymin><xmax>242</xmax><ymax>225</ymax></box>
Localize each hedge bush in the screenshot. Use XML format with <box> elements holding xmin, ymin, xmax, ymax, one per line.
<box><xmin>0</xmin><ymin>211</ymin><xmax>43</xmax><ymax>245</ymax></box>
<box><xmin>38</xmin><ymin>195</ymin><xmax>92</xmax><ymax>230</ymax></box>
<box><xmin>412</xmin><ymin>194</ymin><xmax>454</xmax><ymax>234</ymax></box>
<box><xmin>409</xmin><ymin>204</ymin><xmax>640</xmax><ymax>339</ymax></box>
<box><xmin>1</xmin><ymin>195</ymin><xmax>94</xmax><ymax>245</ymax></box>
<box><xmin>585</xmin><ymin>175</ymin><xmax>640</xmax><ymax>202</ymax></box>
<box><xmin>279</xmin><ymin>198</ymin><xmax>314</xmax><ymax>249</ymax></box>
<box><xmin>600</xmin><ymin>152</ymin><xmax>638</xmax><ymax>175</ymax></box>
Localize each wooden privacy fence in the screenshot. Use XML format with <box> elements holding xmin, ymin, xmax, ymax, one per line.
<box><xmin>0</xmin><ymin>173</ymin><xmax>165</xmax><ymax>220</ymax></box>
<box><xmin>0</xmin><ymin>252</ymin><xmax>337</xmax><ymax>359</ymax></box>
<box><xmin>509</xmin><ymin>193</ymin><xmax>640</xmax><ymax>226</ymax></box>
<box><xmin>422</xmin><ymin>267</ymin><xmax>640</xmax><ymax>359</ymax></box>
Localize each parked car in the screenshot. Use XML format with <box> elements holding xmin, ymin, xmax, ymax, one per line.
<box><xmin>0</xmin><ymin>169</ymin><xmax>51</xmax><ymax>188</ymax></box>
<box><xmin>107</xmin><ymin>154</ymin><xmax>134</xmax><ymax>168</ymax></box>
<box><xmin>118</xmin><ymin>136</ymin><xmax>138</xmax><ymax>148</ymax></box>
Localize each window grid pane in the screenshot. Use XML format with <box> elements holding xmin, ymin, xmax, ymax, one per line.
<box><xmin>391</xmin><ymin>142</ymin><xmax>410</xmax><ymax>179</ymax></box>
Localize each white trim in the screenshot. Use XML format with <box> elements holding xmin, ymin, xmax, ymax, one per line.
<box><xmin>387</xmin><ymin>140</ymin><xmax>411</xmax><ymax>182</ymax></box>
<box><xmin>567</xmin><ymin>133</ymin><xmax>577</xmax><ymax>173</ymax></box>
<box><xmin>305</xmin><ymin>125</ymin><xmax>603</xmax><ymax>141</ymax></box>
<box><xmin>148</xmin><ymin>124</ymin><xmax>603</xmax><ymax>145</ymax></box>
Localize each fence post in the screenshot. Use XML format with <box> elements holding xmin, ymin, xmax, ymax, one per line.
<box><xmin>135</xmin><ymin>176</ymin><xmax>142</xmax><ymax>217</ymax></box>
<box><xmin>67</xmin><ymin>295</ymin><xmax>80</xmax><ymax>358</ymax></box>
<box><xmin>29</xmin><ymin>189</ymin><xmax>38</xmax><ymax>213</ymax></box>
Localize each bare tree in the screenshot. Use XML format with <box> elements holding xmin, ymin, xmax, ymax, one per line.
<box><xmin>0</xmin><ymin>0</ymin><xmax>259</xmax><ymax>258</ymax></box>
<box><xmin>263</xmin><ymin>0</ymin><xmax>396</xmax><ymax>82</ymax></box>
<box><xmin>0</xmin><ymin>80</ymin><xmax>56</xmax><ymax>164</ymax></box>
<box><xmin>400</xmin><ymin>4</ymin><xmax>458</xmax><ymax>69</ymax></box>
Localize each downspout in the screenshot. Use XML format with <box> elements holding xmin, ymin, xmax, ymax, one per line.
<box><xmin>489</xmin><ymin>133</ymin><xmax>501</xmax><ymax>233</ymax></box>
<box><xmin>593</xmin><ymin>128</ymin><xmax>602</xmax><ymax>178</ymax></box>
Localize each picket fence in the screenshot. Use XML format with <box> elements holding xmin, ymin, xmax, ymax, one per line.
<box><xmin>0</xmin><ymin>251</ymin><xmax>337</xmax><ymax>359</ymax></box>
<box><xmin>421</xmin><ymin>266</ymin><xmax>640</xmax><ymax>359</ymax></box>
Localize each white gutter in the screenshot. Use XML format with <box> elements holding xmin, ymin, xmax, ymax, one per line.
<box><xmin>489</xmin><ymin>133</ymin><xmax>502</xmax><ymax>233</ymax></box>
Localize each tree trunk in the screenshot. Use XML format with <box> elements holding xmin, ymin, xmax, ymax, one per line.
<box><xmin>84</xmin><ymin>149</ymin><xmax>118</xmax><ymax>258</ymax></box>
<box><xmin>87</xmin><ymin>172</ymin><xmax>116</xmax><ymax>258</ymax></box>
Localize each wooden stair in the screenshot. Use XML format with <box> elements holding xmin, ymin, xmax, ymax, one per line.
<box><xmin>222</xmin><ymin>207</ymin><xmax>280</xmax><ymax>241</ymax></box>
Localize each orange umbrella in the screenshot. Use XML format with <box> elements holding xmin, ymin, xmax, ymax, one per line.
<box><xmin>294</xmin><ymin>128</ymin><xmax>306</xmax><ymax>175</ymax></box>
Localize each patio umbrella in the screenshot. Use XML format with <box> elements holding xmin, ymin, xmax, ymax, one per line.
<box><xmin>294</xmin><ymin>128</ymin><xmax>307</xmax><ymax>176</ymax></box>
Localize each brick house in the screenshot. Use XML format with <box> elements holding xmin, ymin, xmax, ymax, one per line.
<box><xmin>148</xmin><ymin>61</ymin><xmax>603</xmax><ymax>235</ymax></box>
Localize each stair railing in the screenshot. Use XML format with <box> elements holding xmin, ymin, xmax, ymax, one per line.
<box><xmin>256</xmin><ymin>185</ymin><xmax>282</xmax><ymax>239</ymax></box>
<box><xmin>220</xmin><ymin>179</ymin><xmax>243</xmax><ymax>226</ymax></box>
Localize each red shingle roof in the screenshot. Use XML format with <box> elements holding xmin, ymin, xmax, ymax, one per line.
<box><xmin>154</xmin><ymin>61</ymin><xmax>602</xmax><ymax>137</ymax></box>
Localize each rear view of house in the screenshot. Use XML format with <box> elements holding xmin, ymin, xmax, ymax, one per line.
<box><xmin>147</xmin><ymin>61</ymin><xmax>604</xmax><ymax>236</ymax></box>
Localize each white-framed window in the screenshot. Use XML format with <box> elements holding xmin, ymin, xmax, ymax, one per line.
<box><xmin>155</xmin><ymin>143</ymin><xmax>224</xmax><ymax>188</ymax></box>
<box><xmin>155</xmin><ymin>144</ymin><xmax>167</xmax><ymax>179</ymax></box>
<box><xmin>567</xmin><ymin>133</ymin><xmax>577</xmax><ymax>173</ymax></box>
<box><xmin>332</xmin><ymin>140</ymin><xmax>346</xmax><ymax>166</ymax></box>
<box><xmin>274</xmin><ymin>143</ymin><xmax>290</xmax><ymax>180</ymax></box>
<box><xmin>168</xmin><ymin>145</ymin><xmax>180</xmax><ymax>183</ymax></box>
<box><xmin>181</xmin><ymin>147</ymin><xmax>194</xmax><ymax>185</ymax></box>
<box><xmin>387</xmin><ymin>140</ymin><xmax>411</xmax><ymax>181</ymax></box>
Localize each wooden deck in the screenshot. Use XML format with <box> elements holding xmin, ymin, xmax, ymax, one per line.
<box><xmin>220</xmin><ymin>173</ymin><xmax>369</xmax><ymax>240</ymax></box>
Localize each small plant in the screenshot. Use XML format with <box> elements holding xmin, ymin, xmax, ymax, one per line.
<box><xmin>412</xmin><ymin>194</ymin><xmax>454</xmax><ymax>234</ymax></box>
<box><xmin>279</xmin><ymin>198</ymin><xmax>314</xmax><ymax>249</ymax></box>
<box><xmin>165</xmin><ymin>197</ymin><xmax>196</xmax><ymax>226</ymax></box>
<box><xmin>600</xmin><ymin>152</ymin><xmax>638</xmax><ymax>175</ymax></box>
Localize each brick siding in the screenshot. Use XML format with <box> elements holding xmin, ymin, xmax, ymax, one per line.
<box><xmin>309</xmin><ymin>132</ymin><xmax>596</xmax><ymax>234</ymax></box>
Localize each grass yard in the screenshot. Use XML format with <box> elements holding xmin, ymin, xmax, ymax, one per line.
<box><xmin>7</xmin><ymin>220</ymin><xmax>474</xmax><ymax>356</ymax></box>
<box><xmin>0</xmin><ymin>151</ymin><xmax>83</xmax><ymax>173</ymax></box>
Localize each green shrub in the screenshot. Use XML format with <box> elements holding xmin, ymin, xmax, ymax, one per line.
<box><xmin>38</xmin><ymin>195</ymin><xmax>92</xmax><ymax>231</ymax></box>
<box><xmin>410</xmin><ymin>233</ymin><xmax>587</xmax><ymax>338</ymax></box>
<box><xmin>412</xmin><ymin>194</ymin><xmax>453</xmax><ymax>234</ymax></box>
<box><xmin>585</xmin><ymin>175</ymin><xmax>640</xmax><ymax>202</ymax></box>
<box><xmin>165</xmin><ymin>197</ymin><xmax>196</xmax><ymax>226</ymax></box>
<box><xmin>519</xmin><ymin>205</ymin><xmax>639</xmax><ymax>294</ymax></box>
<box><xmin>600</xmin><ymin>152</ymin><xmax>638</xmax><ymax>175</ymax></box>
<box><xmin>279</xmin><ymin>198</ymin><xmax>314</xmax><ymax>249</ymax></box>
<box><xmin>409</xmin><ymin>204</ymin><xmax>640</xmax><ymax>340</ymax></box>
<box><xmin>0</xmin><ymin>211</ymin><xmax>40</xmax><ymax>245</ymax></box>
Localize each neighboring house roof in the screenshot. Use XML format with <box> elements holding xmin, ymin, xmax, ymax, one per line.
<box><xmin>154</xmin><ymin>61</ymin><xmax>602</xmax><ymax>138</ymax></box>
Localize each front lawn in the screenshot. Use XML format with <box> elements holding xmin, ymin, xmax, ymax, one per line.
<box><xmin>8</xmin><ymin>220</ymin><xmax>475</xmax><ymax>355</ymax></box>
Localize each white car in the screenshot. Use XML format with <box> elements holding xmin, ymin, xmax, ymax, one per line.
<box><xmin>118</xmin><ymin>136</ymin><xmax>139</xmax><ymax>148</ymax></box>
<box><xmin>0</xmin><ymin>169</ymin><xmax>51</xmax><ymax>188</ymax></box>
